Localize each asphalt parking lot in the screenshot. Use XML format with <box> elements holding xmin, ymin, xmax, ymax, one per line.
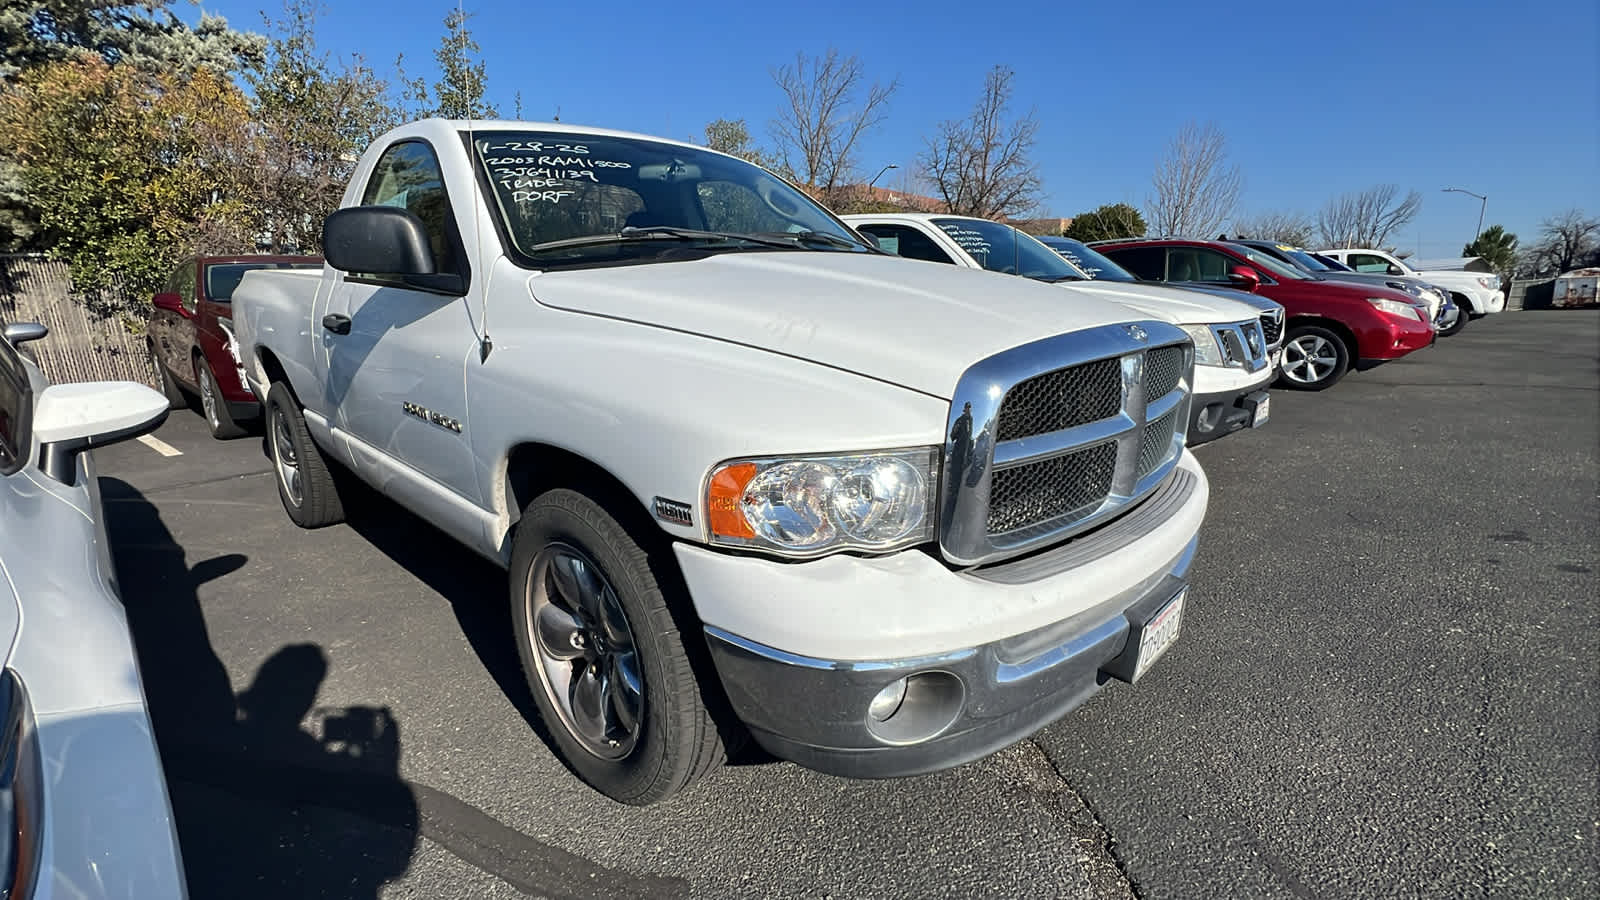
<box><xmin>96</xmin><ymin>310</ymin><xmax>1598</xmax><ymax>900</ymax></box>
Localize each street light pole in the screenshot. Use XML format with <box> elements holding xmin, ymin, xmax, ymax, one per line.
<box><xmin>1442</xmin><ymin>187</ymin><xmax>1487</xmax><ymax>242</ymax></box>
<box><xmin>868</xmin><ymin>164</ymin><xmax>899</xmax><ymax>189</ymax></box>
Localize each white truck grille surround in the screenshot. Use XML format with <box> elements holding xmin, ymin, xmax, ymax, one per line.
<box><xmin>938</xmin><ymin>321</ymin><xmax>1194</xmax><ymax>567</ymax></box>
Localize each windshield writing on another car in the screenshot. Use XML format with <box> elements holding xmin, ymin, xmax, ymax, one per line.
<box><xmin>472</xmin><ymin>132</ymin><xmax>871</xmax><ymax>265</ymax></box>
<box><xmin>1040</xmin><ymin>237</ymin><xmax>1136</xmax><ymax>282</ymax></box>
<box><xmin>932</xmin><ymin>219</ymin><xmax>1085</xmax><ymax>281</ymax></box>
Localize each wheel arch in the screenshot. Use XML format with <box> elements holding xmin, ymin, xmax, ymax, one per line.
<box><xmin>1449</xmin><ymin>291</ymin><xmax>1478</xmax><ymax>315</ymax></box>
<box><xmin>253</xmin><ymin>346</ymin><xmax>300</xmax><ymax>406</ymax></box>
<box><xmin>1285</xmin><ymin>315</ymin><xmax>1358</xmax><ymax>360</ymax></box>
<box><xmin>498</xmin><ymin>442</ymin><xmax>665</xmax><ymax>551</ymax></box>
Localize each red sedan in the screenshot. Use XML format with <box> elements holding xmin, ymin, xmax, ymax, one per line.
<box><xmin>1093</xmin><ymin>238</ymin><xmax>1434</xmax><ymax>390</ymax></box>
<box><xmin>146</xmin><ymin>255</ymin><xmax>322</xmax><ymax>437</ymax></box>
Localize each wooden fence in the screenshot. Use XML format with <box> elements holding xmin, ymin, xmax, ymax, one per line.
<box><xmin>0</xmin><ymin>254</ymin><xmax>157</xmax><ymax>387</ymax></box>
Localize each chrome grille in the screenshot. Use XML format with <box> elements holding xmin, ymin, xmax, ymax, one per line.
<box><xmin>1137</xmin><ymin>410</ymin><xmax>1178</xmax><ymax>480</ymax></box>
<box><xmin>1259</xmin><ymin>312</ymin><xmax>1283</xmax><ymax>346</ymax></box>
<box><xmin>938</xmin><ymin>321</ymin><xmax>1195</xmax><ymax>566</ymax></box>
<box><xmin>995</xmin><ymin>358</ymin><xmax>1120</xmax><ymax>441</ymax></box>
<box><xmin>987</xmin><ymin>442</ymin><xmax>1117</xmax><ymax>535</ymax></box>
<box><xmin>1143</xmin><ymin>345</ymin><xmax>1184</xmax><ymax>400</ymax></box>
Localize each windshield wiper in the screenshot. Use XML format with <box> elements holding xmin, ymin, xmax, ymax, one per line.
<box><xmin>750</xmin><ymin>229</ymin><xmax>866</xmax><ymax>251</ymax></box>
<box><xmin>1035</xmin><ymin>274</ymin><xmax>1086</xmax><ymax>283</ymax></box>
<box><xmin>530</xmin><ymin>226</ymin><xmax>795</xmax><ymax>253</ymax></box>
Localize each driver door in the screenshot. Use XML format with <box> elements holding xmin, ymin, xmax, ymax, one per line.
<box><xmin>320</xmin><ymin>139</ymin><xmax>482</xmax><ymax>504</ymax></box>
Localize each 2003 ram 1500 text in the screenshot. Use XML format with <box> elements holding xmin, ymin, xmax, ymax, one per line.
<box><xmin>232</xmin><ymin>119</ymin><xmax>1211</xmax><ymax>805</ymax></box>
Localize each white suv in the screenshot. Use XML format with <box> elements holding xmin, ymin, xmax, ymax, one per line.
<box><xmin>846</xmin><ymin>213</ymin><xmax>1282</xmax><ymax>444</ymax></box>
<box><xmin>1318</xmin><ymin>248</ymin><xmax>1505</xmax><ymax>329</ymax></box>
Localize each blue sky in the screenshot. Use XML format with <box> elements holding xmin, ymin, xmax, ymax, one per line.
<box><xmin>191</xmin><ymin>0</ymin><xmax>1598</xmax><ymax>257</ymax></box>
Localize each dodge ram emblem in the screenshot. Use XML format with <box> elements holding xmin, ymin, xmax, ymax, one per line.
<box><xmin>1124</xmin><ymin>324</ymin><xmax>1148</xmax><ymax>342</ymax></box>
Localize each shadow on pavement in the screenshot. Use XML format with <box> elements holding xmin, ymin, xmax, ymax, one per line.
<box><xmin>102</xmin><ymin>477</ymin><xmax>419</xmax><ymax>900</ymax></box>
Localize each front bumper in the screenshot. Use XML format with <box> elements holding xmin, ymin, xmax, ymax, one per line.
<box><xmin>1187</xmin><ymin>386</ymin><xmax>1271</xmax><ymax>444</ymax></box>
<box><xmin>684</xmin><ymin>456</ymin><xmax>1207</xmax><ymax>779</ymax></box>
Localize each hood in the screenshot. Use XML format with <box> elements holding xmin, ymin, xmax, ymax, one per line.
<box><xmin>1059</xmin><ymin>279</ymin><xmax>1266</xmax><ymax>326</ymax></box>
<box><xmin>1160</xmin><ymin>281</ymin><xmax>1284</xmax><ymax>314</ymax></box>
<box><xmin>1311</xmin><ymin>271</ymin><xmax>1428</xmax><ymax>294</ymax></box>
<box><xmin>1410</xmin><ymin>267</ymin><xmax>1489</xmax><ymax>289</ymax></box>
<box><xmin>529</xmin><ymin>252</ymin><xmax>1155</xmax><ymax>398</ymax></box>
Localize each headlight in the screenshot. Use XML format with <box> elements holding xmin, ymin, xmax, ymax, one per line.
<box><xmin>1476</xmin><ymin>276</ymin><xmax>1497</xmax><ymax>289</ymax></box>
<box><xmin>1178</xmin><ymin>324</ymin><xmax>1224</xmax><ymax>366</ymax></box>
<box><xmin>706</xmin><ymin>448</ymin><xmax>937</xmax><ymax>556</ymax></box>
<box><xmin>0</xmin><ymin>670</ymin><xmax>43</xmax><ymax>899</ymax></box>
<box><xmin>1367</xmin><ymin>297</ymin><xmax>1423</xmax><ymax>321</ymax></box>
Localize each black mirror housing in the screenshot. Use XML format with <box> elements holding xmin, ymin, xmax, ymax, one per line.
<box><xmin>323</xmin><ymin>206</ymin><xmax>437</xmax><ymax>276</ymax></box>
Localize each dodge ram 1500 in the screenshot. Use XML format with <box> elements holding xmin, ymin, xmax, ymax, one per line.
<box><xmin>233</xmin><ymin>119</ymin><xmax>1211</xmax><ymax>804</ymax></box>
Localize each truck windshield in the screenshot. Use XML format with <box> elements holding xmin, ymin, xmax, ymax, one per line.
<box><xmin>931</xmin><ymin>218</ymin><xmax>1086</xmax><ymax>282</ymax></box>
<box><xmin>470</xmin><ymin>131</ymin><xmax>873</xmax><ymax>265</ymax></box>
<box><xmin>1038</xmin><ymin>237</ymin><xmax>1136</xmax><ymax>282</ymax></box>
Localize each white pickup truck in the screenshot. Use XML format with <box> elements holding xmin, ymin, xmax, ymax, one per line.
<box><xmin>1317</xmin><ymin>247</ymin><xmax>1505</xmax><ymax>327</ymax></box>
<box><xmin>845</xmin><ymin>214</ymin><xmax>1282</xmax><ymax>443</ymax></box>
<box><xmin>232</xmin><ymin>119</ymin><xmax>1210</xmax><ymax>805</ymax></box>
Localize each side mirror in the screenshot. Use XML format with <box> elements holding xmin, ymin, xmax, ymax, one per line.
<box><xmin>152</xmin><ymin>292</ymin><xmax>189</xmax><ymax>316</ymax></box>
<box><xmin>1227</xmin><ymin>265</ymin><xmax>1261</xmax><ymax>292</ymax></box>
<box><xmin>323</xmin><ymin>206</ymin><xmax>437</xmax><ymax>277</ymax></box>
<box><xmin>1387</xmin><ymin>263</ymin><xmax>1405</xmax><ymax>276</ymax></box>
<box><xmin>34</xmin><ymin>381</ymin><xmax>170</xmax><ymax>486</ymax></box>
<box><xmin>2</xmin><ymin>322</ymin><xmax>47</xmax><ymax>345</ymax></box>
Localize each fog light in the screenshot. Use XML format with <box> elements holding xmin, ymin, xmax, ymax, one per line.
<box><xmin>864</xmin><ymin>671</ymin><xmax>966</xmax><ymax>745</ymax></box>
<box><xmin>868</xmin><ymin>678</ymin><xmax>908</xmax><ymax>722</ymax></box>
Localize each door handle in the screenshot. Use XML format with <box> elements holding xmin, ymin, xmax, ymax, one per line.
<box><xmin>322</xmin><ymin>314</ymin><xmax>351</xmax><ymax>335</ymax></box>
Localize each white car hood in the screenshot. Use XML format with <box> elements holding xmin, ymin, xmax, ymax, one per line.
<box><xmin>1057</xmin><ymin>280</ymin><xmax>1264</xmax><ymax>327</ymax></box>
<box><xmin>528</xmin><ymin>252</ymin><xmax>1154</xmax><ymax>398</ymax></box>
<box><xmin>1409</xmin><ymin>268</ymin><xmax>1485</xmax><ymax>290</ymax></box>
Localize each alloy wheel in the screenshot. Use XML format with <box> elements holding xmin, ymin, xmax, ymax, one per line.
<box><xmin>524</xmin><ymin>542</ymin><xmax>644</xmax><ymax>759</ymax></box>
<box><xmin>200</xmin><ymin>367</ymin><xmax>219</xmax><ymax>428</ymax></box>
<box><xmin>1281</xmin><ymin>334</ymin><xmax>1340</xmax><ymax>386</ymax></box>
<box><xmin>269</xmin><ymin>407</ymin><xmax>303</xmax><ymax>507</ymax></box>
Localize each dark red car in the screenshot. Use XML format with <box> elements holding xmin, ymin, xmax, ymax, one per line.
<box><xmin>147</xmin><ymin>255</ymin><xmax>322</xmax><ymax>437</ymax></box>
<box><xmin>1091</xmin><ymin>238</ymin><xmax>1434</xmax><ymax>390</ymax></box>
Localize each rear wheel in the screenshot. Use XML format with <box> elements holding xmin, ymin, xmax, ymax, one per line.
<box><xmin>197</xmin><ymin>361</ymin><xmax>246</xmax><ymax>440</ymax></box>
<box><xmin>1277</xmin><ymin>325</ymin><xmax>1350</xmax><ymax>391</ymax></box>
<box><xmin>150</xmin><ymin>343</ymin><xmax>188</xmax><ymax>409</ymax></box>
<box><xmin>510</xmin><ymin>488</ymin><xmax>727</xmax><ymax>805</ymax></box>
<box><xmin>265</xmin><ymin>382</ymin><xmax>345</xmax><ymax>528</ymax></box>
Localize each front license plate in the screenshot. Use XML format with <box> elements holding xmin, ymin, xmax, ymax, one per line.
<box><xmin>1133</xmin><ymin>590</ymin><xmax>1185</xmax><ymax>682</ymax></box>
<box><xmin>1252</xmin><ymin>394</ymin><xmax>1270</xmax><ymax>427</ymax></box>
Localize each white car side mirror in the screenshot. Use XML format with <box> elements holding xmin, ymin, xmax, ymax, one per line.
<box><xmin>34</xmin><ymin>381</ymin><xmax>170</xmax><ymax>485</ymax></box>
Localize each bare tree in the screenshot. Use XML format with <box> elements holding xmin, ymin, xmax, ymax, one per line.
<box><xmin>1230</xmin><ymin>210</ymin><xmax>1315</xmax><ymax>246</ymax></box>
<box><xmin>919</xmin><ymin>65</ymin><xmax>1042</xmax><ymax>220</ymax></box>
<box><xmin>1316</xmin><ymin>185</ymin><xmax>1422</xmax><ymax>248</ymax></box>
<box><xmin>1146</xmin><ymin>121</ymin><xmax>1242</xmax><ymax>237</ymax></box>
<box><xmin>1523</xmin><ymin>208</ymin><xmax>1599</xmax><ymax>274</ymax></box>
<box><xmin>768</xmin><ymin>49</ymin><xmax>897</xmax><ymax>205</ymax></box>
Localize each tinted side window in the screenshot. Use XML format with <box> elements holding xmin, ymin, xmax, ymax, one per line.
<box><xmin>167</xmin><ymin>261</ymin><xmax>198</xmax><ymax>314</ymax></box>
<box><xmin>1347</xmin><ymin>253</ymin><xmax>1389</xmax><ymax>273</ymax></box>
<box><xmin>0</xmin><ymin>337</ymin><xmax>32</xmax><ymax>476</ymax></box>
<box><xmin>1103</xmin><ymin>246</ymin><xmax>1164</xmax><ymax>280</ymax></box>
<box><xmin>1168</xmin><ymin>248</ymin><xmax>1234</xmax><ymax>282</ymax></box>
<box><xmin>361</xmin><ymin>141</ymin><xmax>461</xmax><ymax>277</ymax></box>
<box><xmin>856</xmin><ymin>224</ymin><xmax>957</xmax><ymax>264</ymax></box>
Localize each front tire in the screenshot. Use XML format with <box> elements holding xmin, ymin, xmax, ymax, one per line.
<box><xmin>1440</xmin><ymin>296</ymin><xmax>1470</xmax><ymax>336</ymax></box>
<box><xmin>264</xmin><ymin>383</ymin><xmax>345</xmax><ymax>528</ymax></box>
<box><xmin>198</xmin><ymin>361</ymin><xmax>246</xmax><ymax>440</ymax></box>
<box><xmin>510</xmin><ymin>488</ymin><xmax>726</xmax><ymax>805</ymax></box>
<box><xmin>1277</xmin><ymin>325</ymin><xmax>1351</xmax><ymax>391</ymax></box>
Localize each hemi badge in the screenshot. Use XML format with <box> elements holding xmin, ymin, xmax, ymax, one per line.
<box><xmin>653</xmin><ymin>497</ymin><xmax>694</xmax><ymax>527</ymax></box>
<box><xmin>401</xmin><ymin>401</ymin><xmax>462</xmax><ymax>433</ymax></box>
